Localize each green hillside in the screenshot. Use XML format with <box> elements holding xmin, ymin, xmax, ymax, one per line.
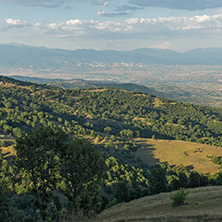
<box><xmin>1</xmin><ymin>75</ymin><xmax>222</xmax><ymax>221</ymax></box>
<box><xmin>97</xmin><ymin>186</ymin><xmax>222</xmax><ymax>222</ymax></box>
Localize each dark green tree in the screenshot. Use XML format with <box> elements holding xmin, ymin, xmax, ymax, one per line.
<box><xmin>114</xmin><ymin>181</ymin><xmax>130</xmax><ymax>203</ymax></box>
<box><xmin>149</xmin><ymin>164</ymin><xmax>167</xmax><ymax>194</ymax></box>
<box><xmin>60</xmin><ymin>138</ymin><xmax>105</xmax><ymax>214</ymax></box>
<box><xmin>15</xmin><ymin>127</ymin><xmax>68</xmax><ymax>218</ymax></box>
<box><xmin>0</xmin><ymin>152</ymin><xmax>11</xmax><ymax>222</ymax></box>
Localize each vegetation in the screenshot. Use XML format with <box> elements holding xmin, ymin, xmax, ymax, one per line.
<box><xmin>2</xmin><ymin>75</ymin><xmax>222</xmax><ymax>220</ymax></box>
<box><xmin>97</xmin><ymin>186</ymin><xmax>222</xmax><ymax>222</ymax></box>
<box><xmin>135</xmin><ymin>139</ymin><xmax>222</xmax><ymax>174</ymax></box>
<box><xmin>170</xmin><ymin>187</ymin><xmax>189</xmax><ymax>206</ymax></box>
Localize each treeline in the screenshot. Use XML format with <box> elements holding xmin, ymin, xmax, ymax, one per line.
<box><xmin>2</xmin><ymin>75</ymin><xmax>222</xmax><ymax>220</ymax></box>
<box><xmin>2</xmin><ymin>128</ymin><xmax>222</xmax><ymax>222</ymax></box>
<box><xmin>1</xmin><ymin>75</ymin><xmax>222</xmax><ymax>147</ymax></box>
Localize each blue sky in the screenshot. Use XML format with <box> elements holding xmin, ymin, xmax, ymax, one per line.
<box><xmin>0</xmin><ymin>0</ymin><xmax>222</xmax><ymax>51</ymax></box>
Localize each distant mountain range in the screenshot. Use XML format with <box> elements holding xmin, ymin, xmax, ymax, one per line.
<box><xmin>0</xmin><ymin>44</ymin><xmax>222</xmax><ymax>69</ymax></box>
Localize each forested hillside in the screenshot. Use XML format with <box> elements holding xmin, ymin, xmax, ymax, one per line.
<box><xmin>2</xmin><ymin>75</ymin><xmax>222</xmax><ymax>221</ymax></box>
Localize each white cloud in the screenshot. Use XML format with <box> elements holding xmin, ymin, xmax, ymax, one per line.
<box><xmin>30</xmin><ymin>13</ymin><xmax>222</xmax><ymax>40</ymax></box>
<box><xmin>151</xmin><ymin>41</ymin><xmax>174</xmax><ymax>50</ymax></box>
<box><xmin>0</xmin><ymin>18</ymin><xmax>29</xmax><ymax>31</ymax></box>
<box><xmin>2</xmin><ymin>13</ymin><xmax>222</xmax><ymax>41</ymax></box>
<box><xmin>5</xmin><ymin>18</ymin><xmax>27</xmax><ymax>25</ymax></box>
<box><xmin>97</xmin><ymin>10</ymin><xmax>129</xmax><ymax>17</ymax></box>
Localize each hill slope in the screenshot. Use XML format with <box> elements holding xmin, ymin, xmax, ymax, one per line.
<box><xmin>134</xmin><ymin>139</ymin><xmax>222</xmax><ymax>174</ymax></box>
<box><xmin>2</xmin><ymin>75</ymin><xmax>222</xmax><ymax>220</ymax></box>
<box><xmin>11</xmin><ymin>75</ymin><xmax>170</xmax><ymax>98</ymax></box>
<box><xmin>97</xmin><ymin>186</ymin><xmax>222</xmax><ymax>222</ymax></box>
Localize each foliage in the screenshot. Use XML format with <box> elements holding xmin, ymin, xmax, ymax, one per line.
<box><xmin>59</xmin><ymin>138</ymin><xmax>105</xmax><ymax>214</ymax></box>
<box><xmin>149</xmin><ymin>164</ymin><xmax>167</xmax><ymax>194</ymax></box>
<box><xmin>15</xmin><ymin>127</ymin><xmax>68</xmax><ymax>219</ymax></box>
<box><xmin>14</xmin><ymin>127</ymin><xmax>105</xmax><ymax>219</ymax></box>
<box><xmin>170</xmin><ymin>187</ymin><xmax>189</xmax><ymax>206</ymax></box>
<box><xmin>114</xmin><ymin>181</ymin><xmax>130</xmax><ymax>202</ymax></box>
<box><xmin>210</xmin><ymin>155</ymin><xmax>222</xmax><ymax>165</ymax></box>
<box><xmin>0</xmin><ymin>188</ymin><xmax>11</xmax><ymax>222</ymax></box>
<box><xmin>3</xmin><ymin>75</ymin><xmax>222</xmax><ymax>219</ymax></box>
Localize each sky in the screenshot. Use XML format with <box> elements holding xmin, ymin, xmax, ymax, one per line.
<box><xmin>0</xmin><ymin>0</ymin><xmax>222</xmax><ymax>52</ymax></box>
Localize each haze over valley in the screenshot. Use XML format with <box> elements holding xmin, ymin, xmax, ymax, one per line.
<box><xmin>2</xmin><ymin>0</ymin><xmax>222</xmax><ymax>221</ymax></box>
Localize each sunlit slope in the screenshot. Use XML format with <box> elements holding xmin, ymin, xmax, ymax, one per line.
<box><xmin>97</xmin><ymin>186</ymin><xmax>222</xmax><ymax>222</ymax></box>
<box><xmin>135</xmin><ymin>138</ymin><xmax>222</xmax><ymax>174</ymax></box>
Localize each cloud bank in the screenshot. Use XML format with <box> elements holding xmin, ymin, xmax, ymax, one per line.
<box><xmin>0</xmin><ymin>0</ymin><xmax>109</xmax><ymax>7</ymax></box>
<box><xmin>33</xmin><ymin>13</ymin><xmax>222</xmax><ymax>38</ymax></box>
<box><xmin>1</xmin><ymin>0</ymin><xmax>222</xmax><ymax>11</ymax></box>
<box><xmin>2</xmin><ymin>13</ymin><xmax>222</xmax><ymax>41</ymax></box>
<box><xmin>129</xmin><ymin>0</ymin><xmax>222</xmax><ymax>11</ymax></box>
<box><xmin>0</xmin><ymin>18</ymin><xmax>29</xmax><ymax>31</ymax></box>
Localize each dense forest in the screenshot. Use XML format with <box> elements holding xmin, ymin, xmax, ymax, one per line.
<box><xmin>1</xmin><ymin>75</ymin><xmax>222</xmax><ymax>221</ymax></box>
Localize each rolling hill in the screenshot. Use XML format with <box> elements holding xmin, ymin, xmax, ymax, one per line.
<box><xmin>97</xmin><ymin>186</ymin><xmax>222</xmax><ymax>222</ymax></box>
<box><xmin>2</xmin><ymin>75</ymin><xmax>222</xmax><ymax>221</ymax></box>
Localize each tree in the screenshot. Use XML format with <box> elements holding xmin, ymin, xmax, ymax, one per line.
<box><xmin>149</xmin><ymin>164</ymin><xmax>167</xmax><ymax>194</ymax></box>
<box><xmin>0</xmin><ymin>152</ymin><xmax>11</xmax><ymax>222</ymax></box>
<box><xmin>0</xmin><ymin>188</ymin><xmax>11</xmax><ymax>222</ymax></box>
<box><xmin>104</xmin><ymin>126</ymin><xmax>112</xmax><ymax>134</ymax></box>
<box><xmin>60</xmin><ymin>138</ymin><xmax>105</xmax><ymax>214</ymax></box>
<box><xmin>114</xmin><ymin>181</ymin><xmax>130</xmax><ymax>203</ymax></box>
<box><xmin>15</xmin><ymin>127</ymin><xmax>68</xmax><ymax>218</ymax></box>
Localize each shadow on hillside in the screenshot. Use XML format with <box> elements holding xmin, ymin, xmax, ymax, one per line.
<box><xmin>185</xmin><ymin>165</ymin><xmax>194</xmax><ymax>171</ymax></box>
<box><xmin>135</xmin><ymin>143</ymin><xmax>159</xmax><ymax>166</ymax></box>
<box><xmin>0</xmin><ymin>148</ymin><xmax>16</xmax><ymax>166</ymax></box>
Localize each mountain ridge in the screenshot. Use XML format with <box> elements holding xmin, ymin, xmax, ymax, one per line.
<box><xmin>1</xmin><ymin>44</ymin><xmax>222</xmax><ymax>66</ymax></box>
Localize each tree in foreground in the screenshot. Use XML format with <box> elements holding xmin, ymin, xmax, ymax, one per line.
<box><xmin>14</xmin><ymin>127</ymin><xmax>105</xmax><ymax>219</ymax></box>
<box><xmin>0</xmin><ymin>152</ymin><xmax>11</xmax><ymax>222</ymax></box>
<box><xmin>60</xmin><ymin>138</ymin><xmax>105</xmax><ymax>215</ymax></box>
<box><xmin>15</xmin><ymin>127</ymin><xmax>68</xmax><ymax>219</ymax></box>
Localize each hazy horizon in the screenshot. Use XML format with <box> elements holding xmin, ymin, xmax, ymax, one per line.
<box><xmin>0</xmin><ymin>0</ymin><xmax>222</xmax><ymax>52</ymax></box>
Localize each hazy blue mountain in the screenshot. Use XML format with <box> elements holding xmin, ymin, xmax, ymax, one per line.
<box><xmin>1</xmin><ymin>44</ymin><xmax>222</xmax><ymax>68</ymax></box>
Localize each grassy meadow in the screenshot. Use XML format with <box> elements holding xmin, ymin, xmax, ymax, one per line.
<box><xmin>96</xmin><ymin>186</ymin><xmax>222</xmax><ymax>222</ymax></box>
<box><xmin>134</xmin><ymin>138</ymin><xmax>222</xmax><ymax>174</ymax></box>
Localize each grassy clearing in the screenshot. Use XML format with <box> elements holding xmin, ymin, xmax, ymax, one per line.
<box><xmin>134</xmin><ymin>138</ymin><xmax>222</xmax><ymax>174</ymax></box>
<box><xmin>0</xmin><ymin>133</ymin><xmax>16</xmax><ymax>164</ymax></box>
<box><xmin>97</xmin><ymin>186</ymin><xmax>222</xmax><ymax>222</ymax></box>
<box><xmin>0</xmin><ymin>145</ymin><xmax>16</xmax><ymax>165</ymax></box>
<box><xmin>153</xmin><ymin>98</ymin><xmax>164</xmax><ymax>108</ymax></box>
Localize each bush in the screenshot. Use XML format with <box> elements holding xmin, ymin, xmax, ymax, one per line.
<box><xmin>170</xmin><ymin>188</ymin><xmax>189</xmax><ymax>206</ymax></box>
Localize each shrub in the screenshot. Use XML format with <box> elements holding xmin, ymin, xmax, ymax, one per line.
<box><xmin>170</xmin><ymin>188</ymin><xmax>189</xmax><ymax>206</ymax></box>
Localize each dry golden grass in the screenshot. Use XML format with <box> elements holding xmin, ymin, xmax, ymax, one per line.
<box><xmin>134</xmin><ymin>138</ymin><xmax>222</xmax><ymax>174</ymax></box>
<box><xmin>153</xmin><ymin>98</ymin><xmax>164</xmax><ymax>108</ymax></box>
<box><xmin>86</xmin><ymin>89</ymin><xmax>107</xmax><ymax>92</ymax></box>
<box><xmin>0</xmin><ymin>133</ymin><xmax>16</xmax><ymax>164</ymax></box>
<box><xmin>0</xmin><ymin>144</ymin><xmax>16</xmax><ymax>165</ymax></box>
<box><xmin>133</xmin><ymin>117</ymin><xmax>152</xmax><ymax>125</ymax></box>
<box><xmin>96</xmin><ymin>186</ymin><xmax>222</xmax><ymax>222</ymax></box>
